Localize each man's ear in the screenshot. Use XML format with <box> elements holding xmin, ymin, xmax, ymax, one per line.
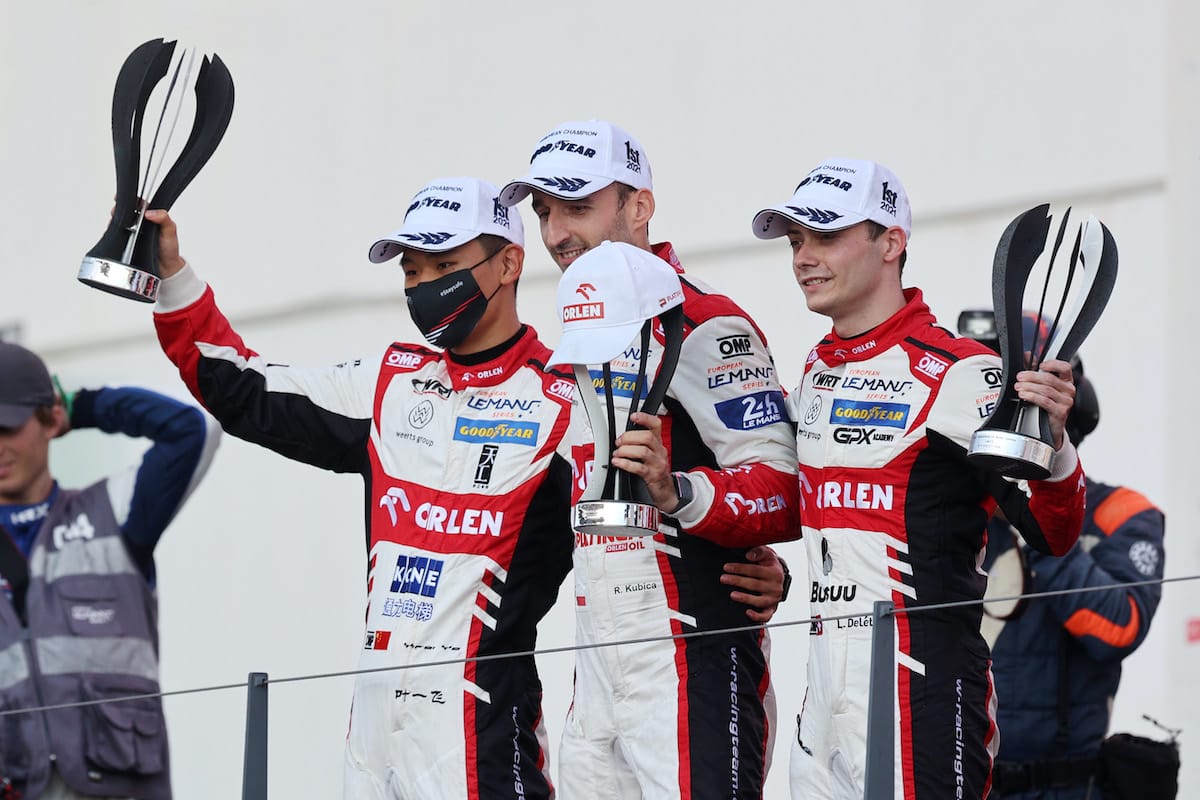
<box><xmin>497</xmin><ymin>243</ymin><xmax>524</xmax><ymax>286</ymax></box>
<box><xmin>882</xmin><ymin>226</ymin><xmax>907</xmax><ymax>265</ymax></box>
<box><xmin>628</xmin><ymin>188</ymin><xmax>655</xmax><ymax>232</ymax></box>
<box><xmin>46</xmin><ymin>404</ymin><xmax>70</xmax><ymax>439</ymax></box>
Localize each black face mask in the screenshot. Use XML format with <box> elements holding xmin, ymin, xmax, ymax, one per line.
<box><xmin>404</xmin><ymin>250</ymin><xmax>500</xmax><ymax>349</ymax></box>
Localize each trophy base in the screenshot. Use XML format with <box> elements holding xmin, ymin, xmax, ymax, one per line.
<box><xmin>572</xmin><ymin>500</ymin><xmax>661</xmax><ymax>537</ymax></box>
<box><xmin>78</xmin><ymin>256</ymin><xmax>159</xmax><ymax>303</ymax></box>
<box><xmin>968</xmin><ymin>429</ymin><xmax>1054</xmax><ymax>481</ymax></box>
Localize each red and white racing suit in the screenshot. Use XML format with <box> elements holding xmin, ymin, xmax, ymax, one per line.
<box><xmin>154</xmin><ymin>266</ymin><xmax>575</xmax><ymax>800</ymax></box>
<box><xmin>786</xmin><ymin>289</ymin><xmax>1085</xmax><ymax>800</ymax></box>
<box><xmin>558</xmin><ymin>243</ymin><xmax>801</xmax><ymax>800</ymax></box>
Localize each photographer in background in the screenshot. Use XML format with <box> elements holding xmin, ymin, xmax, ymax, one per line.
<box><xmin>961</xmin><ymin>309</ymin><xmax>1172</xmax><ymax>800</ymax></box>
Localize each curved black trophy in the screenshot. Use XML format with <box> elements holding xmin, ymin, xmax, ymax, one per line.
<box><xmin>968</xmin><ymin>204</ymin><xmax>1118</xmax><ymax>479</ymax></box>
<box><xmin>79</xmin><ymin>38</ymin><xmax>234</xmax><ymax>303</ymax></box>
<box><xmin>571</xmin><ymin>306</ymin><xmax>685</xmax><ymax>536</ymax></box>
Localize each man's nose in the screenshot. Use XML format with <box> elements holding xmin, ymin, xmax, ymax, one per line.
<box><xmin>543</xmin><ymin>209</ymin><xmax>570</xmax><ymax>247</ymax></box>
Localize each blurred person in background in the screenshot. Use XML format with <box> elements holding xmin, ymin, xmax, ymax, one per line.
<box><xmin>963</xmin><ymin>308</ymin><xmax>1167</xmax><ymax>800</ymax></box>
<box><xmin>0</xmin><ymin>341</ymin><xmax>220</xmax><ymax>800</ymax></box>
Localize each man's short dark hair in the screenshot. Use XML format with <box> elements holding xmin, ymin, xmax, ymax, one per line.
<box><xmin>866</xmin><ymin>221</ymin><xmax>908</xmax><ymax>275</ymax></box>
<box><xmin>614</xmin><ymin>182</ymin><xmax>636</xmax><ymax>211</ymax></box>
<box><xmin>476</xmin><ymin>234</ymin><xmax>511</xmax><ymax>255</ymax></box>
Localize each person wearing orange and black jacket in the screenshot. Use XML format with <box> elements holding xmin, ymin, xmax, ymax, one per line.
<box><xmin>965</xmin><ymin>311</ymin><xmax>1166</xmax><ymax>799</ymax></box>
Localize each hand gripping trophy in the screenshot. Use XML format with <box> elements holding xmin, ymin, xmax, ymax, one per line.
<box><xmin>548</xmin><ymin>241</ymin><xmax>685</xmax><ymax>536</ymax></box>
<box><xmin>968</xmin><ymin>204</ymin><xmax>1118</xmax><ymax>479</ymax></box>
<box><xmin>78</xmin><ymin>38</ymin><xmax>234</xmax><ymax>302</ymax></box>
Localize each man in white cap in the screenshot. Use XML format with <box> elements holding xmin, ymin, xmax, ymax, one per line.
<box><xmin>751</xmin><ymin>158</ymin><xmax>1088</xmax><ymax>799</ymax></box>
<box><xmin>143</xmin><ymin>178</ymin><xmax>577</xmax><ymax>800</ymax></box>
<box><xmin>502</xmin><ymin>121</ymin><xmax>801</xmax><ymax>799</ymax></box>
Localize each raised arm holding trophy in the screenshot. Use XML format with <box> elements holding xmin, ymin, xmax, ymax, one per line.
<box><xmin>78</xmin><ymin>38</ymin><xmax>234</xmax><ymax>303</ymax></box>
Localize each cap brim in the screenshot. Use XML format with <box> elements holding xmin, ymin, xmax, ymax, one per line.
<box><xmin>499</xmin><ymin>175</ymin><xmax>616</xmax><ymax>207</ymax></box>
<box><xmin>751</xmin><ymin>205</ymin><xmax>867</xmax><ymax>240</ymax></box>
<box><xmin>368</xmin><ymin>229</ymin><xmax>481</xmax><ymax>262</ymax></box>
<box><xmin>0</xmin><ymin>404</ymin><xmax>36</xmax><ymax>429</ymax></box>
<box><xmin>547</xmin><ymin>322</ymin><xmax>642</xmax><ymax>368</ymax></box>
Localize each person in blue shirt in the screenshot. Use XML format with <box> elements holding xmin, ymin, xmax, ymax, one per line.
<box><xmin>0</xmin><ymin>341</ymin><xmax>220</xmax><ymax>800</ymax></box>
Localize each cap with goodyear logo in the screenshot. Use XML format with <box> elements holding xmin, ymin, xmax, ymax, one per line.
<box><xmin>369</xmin><ymin>176</ymin><xmax>524</xmax><ymax>263</ymax></box>
<box><xmin>499</xmin><ymin>120</ymin><xmax>652</xmax><ymax>206</ymax></box>
<box><xmin>752</xmin><ymin>157</ymin><xmax>912</xmax><ymax>239</ymax></box>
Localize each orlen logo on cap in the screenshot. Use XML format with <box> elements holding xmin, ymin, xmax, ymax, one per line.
<box><xmin>563</xmin><ymin>302</ymin><xmax>604</xmax><ymax>322</ymax></box>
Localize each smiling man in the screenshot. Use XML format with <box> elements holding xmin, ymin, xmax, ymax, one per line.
<box><xmin>752</xmin><ymin>158</ymin><xmax>1088</xmax><ymax>799</ymax></box>
<box><xmin>501</xmin><ymin>120</ymin><xmax>801</xmax><ymax>799</ymax></box>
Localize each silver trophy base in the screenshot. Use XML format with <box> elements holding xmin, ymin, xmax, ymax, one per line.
<box><xmin>968</xmin><ymin>429</ymin><xmax>1054</xmax><ymax>481</ymax></box>
<box><xmin>572</xmin><ymin>500</ymin><xmax>661</xmax><ymax>537</ymax></box>
<box><xmin>78</xmin><ymin>256</ymin><xmax>159</xmax><ymax>303</ymax></box>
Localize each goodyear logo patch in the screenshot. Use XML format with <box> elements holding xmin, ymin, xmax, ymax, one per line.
<box><xmin>453</xmin><ymin>417</ymin><xmax>540</xmax><ymax>446</ymax></box>
<box><xmin>588</xmin><ymin>370</ymin><xmax>648</xmax><ymax>400</ymax></box>
<box><xmin>829</xmin><ymin>399</ymin><xmax>909</xmax><ymax>428</ymax></box>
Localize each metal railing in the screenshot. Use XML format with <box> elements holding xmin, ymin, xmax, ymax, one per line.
<box><xmin>0</xmin><ymin>573</ymin><xmax>1190</xmax><ymax>799</ymax></box>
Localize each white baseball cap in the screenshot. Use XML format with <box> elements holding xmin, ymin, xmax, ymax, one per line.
<box><xmin>499</xmin><ymin>120</ymin><xmax>653</xmax><ymax>206</ymax></box>
<box><xmin>752</xmin><ymin>157</ymin><xmax>912</xmax><ymax>239</ymax></box>
<box><xmin>547</xmin><ymin>241</ymin><xmax>683</xmax><ymax>367</ymax></box>
<box><xmin>368</xmin><ymin>176</ymin><xmax>524</xmax><ymax>262</ymax></box>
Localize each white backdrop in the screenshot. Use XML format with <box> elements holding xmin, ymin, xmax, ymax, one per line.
<box><xmin>2</xmin><ymin>2</ymin><xmax>1193</xmax><ymax>798</ymax></box>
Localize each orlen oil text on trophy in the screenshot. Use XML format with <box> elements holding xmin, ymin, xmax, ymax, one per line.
<box><xmin>968</xmin><ymin>204</ymin><xmax>1118</xmax><ymax>479</ymax></box>
<box><xmin>78</xmin><ymin>38</ymin><xmax>234</xmax><ymax>303</ymax></box>
<box><xmin>547</xmin><ymin>241</ymin><xmax>685</xmax><ymax>536</ymax></box>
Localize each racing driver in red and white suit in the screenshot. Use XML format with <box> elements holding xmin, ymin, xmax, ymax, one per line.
<box><xmin>501</xmin><ymin>119</ymin><xmax>802</xmax><ymax>799</ymax></box>
<box><xmin>752</xmin><ymin>158</ymin><xmax>1086</xmax><ymax>800</ymax></box>
<box><xmin>146</xmin><ymin>178</ymin><xmax>577</xmax><ymax>800</ymax></box>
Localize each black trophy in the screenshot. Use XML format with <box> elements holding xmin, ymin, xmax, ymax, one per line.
<box><xmin>79</xmin><ymin>38</ymin><xmax>234</xmax><ymax>303</ymax></box>
<box><xmin>571</xmin><ymin>307</ymin><xmax>684</xmax><ymax>536</ymax></box>
<box><xmin>968</xmin><ymin>204</ymin><xmax>1118</xmax><ymax>479</ymax></box>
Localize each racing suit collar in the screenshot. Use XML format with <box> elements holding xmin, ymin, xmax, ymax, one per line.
<box><xmin>651</xmin><ymin>241</ymin><xmax>685</xmax><ymax>273</ymax></box>
<box><xmin>444</xmin><ymin>324</ymin><xmax>539</xmax><ymax>391</ymax></box>
<box><xmin>816</xmin><ymin>287</ymin><xmax>936</xmax><ymax>364</ymax></box>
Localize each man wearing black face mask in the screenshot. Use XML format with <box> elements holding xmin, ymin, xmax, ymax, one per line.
<box><xmin>144</xmin><ymin>177</ymin><xmax>576</xmax><ymax>799</ymax></box>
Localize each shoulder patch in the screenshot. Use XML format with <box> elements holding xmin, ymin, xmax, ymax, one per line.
<box><xmin>1093</xmin><ymin>487</ymin><xmax>1158</xmax><ymax>536</ymax></box>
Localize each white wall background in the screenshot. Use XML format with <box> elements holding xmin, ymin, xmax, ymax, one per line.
<box><xmin>3</xmin><ymin>2</ymin><xmax>1194</xmax><ymax>798</ymax></box>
